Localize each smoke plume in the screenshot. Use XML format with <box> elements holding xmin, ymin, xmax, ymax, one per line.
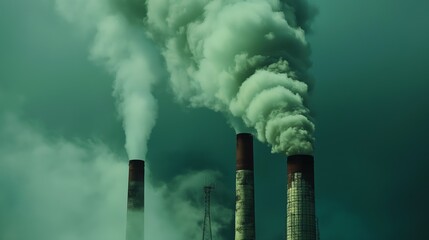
<box><xmin>54</xmin><ymin>1</ymin><xmax>232</xmax><ymax>239</ymax></box>
<box><xmin>56</xmin><ymin>0</ymin><xmax>162</xmax><ymax>160</ymax></box>
<box><xmin>144</xmin><ymin>0</ymin><xmax>316</xmax><ymax>155</ymax></box>
<box><xmin>56</xmin><ymin>0</ymin><xmax>316</xmax><ymax>157</ymax></box>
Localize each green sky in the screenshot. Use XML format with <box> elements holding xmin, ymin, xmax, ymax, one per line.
<box><xmin>1</xmin><ymin>0</ymin><xmax>428</xmax><ymax>239</ymax></box>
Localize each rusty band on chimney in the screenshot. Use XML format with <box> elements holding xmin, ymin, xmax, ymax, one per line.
<box><xmin>129</xmin><ymin>159</ymin><xmax>145</xmax><ymax>182</ymax></box>
<box><xmin>236</xmin><ymin>133</ymin><xmax>254</xmax><ymax>170</ymax></box>
<box><xmin>287</xmin><ymin>154</ymin><xmax>314</xmax><ymax>189</ymax></box>
<box><xmin>127</xmin><ymin>159</ymin><xmax>145</xmax><ymax>210</ymax></box>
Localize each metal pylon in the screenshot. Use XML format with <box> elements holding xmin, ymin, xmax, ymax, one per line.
<box><xmin>202</xmin><ymin>185</ymin><xmax>214</xmax><ymax>240</ymax></box>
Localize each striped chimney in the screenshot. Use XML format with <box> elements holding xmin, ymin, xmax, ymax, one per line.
<box><xmin>235</xmin><ymin>133</ymin><xmax>255</xmax><ymax>240</ymax></box>
<box><xmin>286</xmin><ymin>155</ymin><xmax>316</xmax><ymax>240</ymax></box>
<box><xmin>126</xmin><ymin>159</ymin><xmax>145</xmax><ymax>240</ymax></box>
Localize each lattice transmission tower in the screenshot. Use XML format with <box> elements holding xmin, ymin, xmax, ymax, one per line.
<box><xmin>202</xmin><ymin>185</ymin><xmax>214</xmax><ymax>240</ymax></box>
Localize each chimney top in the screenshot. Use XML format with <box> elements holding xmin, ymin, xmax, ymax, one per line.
<box><xmin>236</xmin><ymin>133</ymin><xmax>254</xmax><ymax>170</ymax></box>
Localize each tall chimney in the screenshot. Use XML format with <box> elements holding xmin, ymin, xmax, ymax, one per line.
<box><xmin>286</xmin><ymin>154</ymin><xmax>316</xmax><ymax>240</ymax></box>
<box><xmin>235</xmin><ymin>133</ymin><xmax>255</xmax><ymax>240</ymax></box>
<box><xmin>126</xmin><ymin>159</ymin><xmax>145</xmax><ymax>240</ymax></box>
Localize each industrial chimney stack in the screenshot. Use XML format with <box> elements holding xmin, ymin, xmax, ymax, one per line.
<box><xmin>235</xmin><ymin>133</ymin><xmax>255</xmax><ymax>240</ymax></box>
<box><xmin>286</xmin><ymin>154</ymin><xmax>316</xmax><ymax>240</ymax></box>
<box><xmin>126</xmin><ymin>159</ymin><xmax>145</xmax><ymax>240</ymax></box>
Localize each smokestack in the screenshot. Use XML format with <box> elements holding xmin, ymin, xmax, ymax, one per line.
<box><xmin>126</xmin><ymin>159</ymin><xmax>145</xmax><ymax>240</ymax></box>
<box><xmin>286</xmin><ymin>154</ymin><xmax>316</xmax><ymax>240</ymax></box>
<box><xmin>235</xmin><ymin>133</ymin><xmax>255</xmax><ymax>240</ymax></box>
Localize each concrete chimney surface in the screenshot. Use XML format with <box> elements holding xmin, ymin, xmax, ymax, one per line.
<box><xmin>235</xmin><ymin>133</ymin><xmax>256</xmax><ymax>240</ymax></box>
<box><xmin>286</xmin><ymin>155</ymin><xmax>316</xmax><ymax>240</ymax></box>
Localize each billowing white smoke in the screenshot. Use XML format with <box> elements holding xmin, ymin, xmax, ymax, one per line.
<box><xmin>145</xmin><ymin>0</ymin><xmax>315</xmax><ymax>155</ymax></box>
<box><xmin>56</xmin><ymin>0</ymin><xmax>315</xmax><ymax>157</ymax></box>
<box><xmin>56</xmin><ymin>0</ymin><xmax>160</xmax><ymax>160</ymax></box>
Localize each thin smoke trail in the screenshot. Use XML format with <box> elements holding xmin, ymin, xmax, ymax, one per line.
<box><xmin>56</xmin><ymin>0</ymin><xmax>162</xmax><ymax>160</ymax></box>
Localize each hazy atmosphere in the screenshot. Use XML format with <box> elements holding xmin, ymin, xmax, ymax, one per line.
<box><xmin>1</xmin><ymin>0</ymin><xmax>428</xmax><ymax>239</ymax></box>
